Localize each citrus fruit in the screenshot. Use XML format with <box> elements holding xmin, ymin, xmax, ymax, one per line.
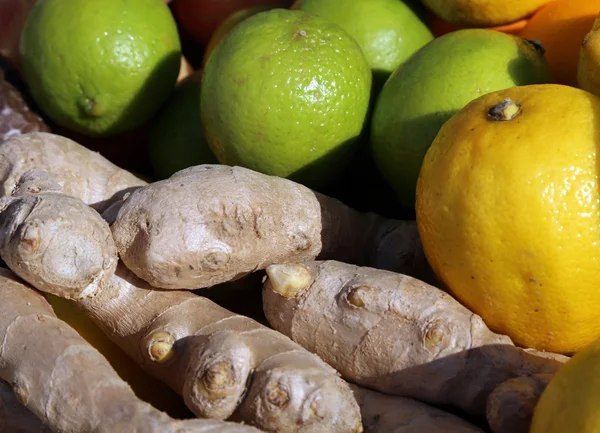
<box><xmin>173</xmin><ymin>0</ymin><xmax>292</xmax><ymax>47</ymax></box>
<box><xmin>19</xmin><ymin>0</ymin><xmax>181</xmax><ymax>137</ymax></box>
<box><xmin>579</xmin><ymin>12</ymin><xmax>600</xmax><ymax>96</ymax></box>
<box><xmin>421</xmin><ymin>0</ymin><xmax>551</xmax><ymax>27</ymax></box>
<box><xmin>292</xmin><ymin>0</ymin><xmax>433</xmax><ymax>88</ymax></box>
<box><xmin>200</xmin><ymin>9</ymin><xmax>372</xmax><ymax>188</ymax></box>
<box><xmin>416</xmin><ymin>84</ymin><xmax>600</xmax><ymax>353</ymax></box>
<box><xmin>202</xmin><ymin>5</ymin><xmax>279</xmax><ymax>66</ymax></box>
<box><xmin>148</xmin><ymin>71</ymin><xmax>218</xmax><ymax>180</ymax></box>
<box><xmin>519</xmin><ymin>0</ymin><xmax>600</xmax><ymax>86</ymax></box>
<box><xmin>371</xmin><ymin>29</ymin><xmax>551</xmax><ymax>207</ymax></box>
<box><xmin>530</xmin><ymin>335</ymin><xmax>600</xmax><ymax>432</ymax></box>
<box><xmin>403</xmin><ymin>0</ymin><xmax>431</xmax><ymax>24</ymax></box>
<box><xmin>427</xmin><ymin>11</ymin><xmax>528</xmax><ymax>37</ymax></box>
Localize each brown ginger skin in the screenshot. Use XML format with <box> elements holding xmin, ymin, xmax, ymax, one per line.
<box><xmin>0</xmin><ymin>132</ymin><xmax>146</xmax><ymax>212</ymax></box>
<box><xmin>0</xmin><ymin>175</ymin><xmax>362</xmax><ymax>433</ymax></box>
<box><xmin>88</xmin><ymin>265</ymin><xmax>361</xmax><ymax>433</ymax></box>
<box><xmin>349</xmin><ymin>384</ymin><xmax>484</xmax><ymax>433</ymax></box>
<box><xmin>0</xmin><ymin>269</ymin><xmax>262</xmax><ymax>433</ymax></box>
<box><xmin>0</xmin><ymin>71</ymin><xmax>50</xmax><ymax>142</ymax></box>
<box><xmin>111</xmin><ymin>164</ymin><xmax>433</xmax><ymax>290</ymax></box>
<box><xmin>261</xmin><ymin>260</ymin><xmax>569</xmax><ymax>417</ymax></box>
<box><xmin>486</xmin><ymin>373</ymin><xmax>556</xmax><ymax>433</ymax></box>
<box><xmin>0</xmin><ymin>379</ymin><xmax>52</xmax><ymax>433</ymax></box>
<box><xmin>0</xmin><ymin>170</ymin><xmax>118</xmax><ymax>299</ymax></box>
<box><xmin>1</xmin><ymin>132</ymin><xmax>433</xmax><ymax>290</ymax></box>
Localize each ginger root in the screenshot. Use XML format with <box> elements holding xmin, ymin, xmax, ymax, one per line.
<box><xmin>110</xmin><ymin>164</ymin><xmax>434</xmax><ymax>290</ymax></box>
<box><xmin>89</xmin><ymin>266</ymin><xmax>361</xmax><ymax>432</ymax></box>
<box><xmin>0</xmin><ymin>132</ymin><xmax>146</xmax><ymax>212</ymax></box>
<box><xmin>1</xmin><ymin>133</ymin><xmax>433</xmax><ymax>291</ymax></box>
<box><xmin>0</xmin><ymin>170</ymin><xmax>117</xmax><ymax>299</ymax></box>
<box><xmin>0</xmin><ymin>269</ymin><xmax>262</xmax><ymax>433</ymax></box>
<box><xmin>0</xmin><ymin>379</ymin><xmax>52</xmax><ymax>433</ymax></box>
<box><xmin>46</xmin><ymin>292</ymin><xmax>194</xmax><ymax>418</ymax></box>
<box><xmin>0</xmin><ymin>173</ymin><xmax>362</xmax><ymax>433</ymax></box>
<box><xmin>0</xmin><ymin>70</ymin><xmax>50</xmax><ymax>142</ymax></box>
<box><xmin>261</xmin><ymin>260</ymin><xmax>569</xmax><ymax>417</ymax></box>
<box><xmin>486</xmin><ymin>373</ymin><xmax>555</xmax><ymax>433</ymax></box>
<box><xmin>349</xmin><ymin>384</ymin><xmax>484</xmax><ymax>433</ymax></box>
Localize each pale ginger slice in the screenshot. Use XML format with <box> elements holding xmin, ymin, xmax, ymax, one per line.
<box><xmin>0</xmin><ymin>379</ymin><xmax>52</xmax><ymax>433</ymax></box>
<box><xmin>110</xmin><ymin>164</ymin><xmax>433</xmax><ymax>290</ymax></box>
<box><xmin>0</xmin><ymin>131</ymin><xmax>146</xmax><ymax>212</ymax></box>
<box><xmin>0</xmin><ymin>269</ymin><xmax>262</xmax><ymax>433</ymax></box>
<box><xmin>0</xmin><ymin>172</ymin><xmax>362</xmax><ymax>433</ymax></box>
<box><xmin>261</xmin><ymin>260</ymin><xmax>569</xmax><ymax>417</ymax></box>
<box><xmin>486</xmin><ymin>373</ymin><xmax>555</xmax><ymax>433</ymax></box>
<box><xmin>349</xmin><ymin>384</ymin><xmax>484</xmax><ymax>433</ymax></box>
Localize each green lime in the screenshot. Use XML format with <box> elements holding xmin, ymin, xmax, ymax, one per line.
<box><xmin>148</xmin><ymin>73</ymin><xmax>218</xmax><ymax>180</ymax></box>
<box><xmin>371</xmin><ymin>29</ymin><xmax>552</xmax><ymax>207</ymax></box>
<box><xmin>200</xmin><ymin>9</ymin><xmax>372</xmax><ymax>189</ymax></box>
<box><xmin>293</xmin><ymin>0</ymin><xmax>433</xmax><ymax>90</ymax></box>
<box><xmin>203</xmin><ymin>5</ymin><xmax>280</xmax><ymax>67</ymax></box>
<box><xmin>19</xmin><ymin>0</ymin><xmax>181</xmax><ymax>137</ymax></box>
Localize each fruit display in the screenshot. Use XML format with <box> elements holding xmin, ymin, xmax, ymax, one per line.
<box><xmin>200</xmin><ymin>9</ymin><xmax>372</xmax><ymax>188</ymax></box>
<box><xmin>3</xmin><ymin>1</ymin><xmax>600</xmax><ymax>432</ymax></box>
<box><xmin>173</xmin><ymin>0</ymin><xmax>293</xmax><ymax>47</ymax></box>
<box><xmin>292</xmin><ymin>0</ymin><xmax>433</xmax><ymax>91</ymax></box>
<box><xmin>371</xmin><ymin>29</ymin><xmax>551</xmax><ymax>206</ymax></box>
<box><xmin>147</xmin><ymin>71</ymin><xmax>218</xmax><ymax>179</ymax></box>
<box><xmin>19</xmin><ymin>0</ymin><xmax>181</xmax><ymax>136</ymax></box>
<box><xmin>417</xmin><ymin>84</ymin><xmax>600</xmax><ymax>353</ymax></box>
<box><xmin>519</xmin><ymin>0</ymin><xmax>600</xmax><ymax>86</ymax></box>
<box><xmin>421</xmin><ymin>0</ymin><xmax>551</xmax><ymax>27</ymax></box>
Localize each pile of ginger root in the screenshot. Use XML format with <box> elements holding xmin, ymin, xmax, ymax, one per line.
<box><xmin>0</xmin><ymin>131</ymin><xmax>572</xmax><ymax>433</ymax></box>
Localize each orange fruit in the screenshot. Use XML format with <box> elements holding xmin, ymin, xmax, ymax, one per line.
<box><xmin>518</xmin><ymin>0</ymin><xmax>600</xmax><ymax>86</ymax></box>
<box><xmin>172</xmin><ymin>0</ymin><xmax>292</xmax><ymax>46</ymax></box>
<box><xmin>428</xmin><ymin>11</ymin><xmax>529</xmax><ymax>37</ymax></box>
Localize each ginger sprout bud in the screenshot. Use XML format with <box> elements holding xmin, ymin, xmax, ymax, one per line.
<box><xmin>144</xmin><ymin>330</ymin><xmax>175</xmax><ymax>364</ymax></box>
<box><xmin>266</xmin><ymin>263</ymin><xmax>311</xmax><ymax>298</ymax></box>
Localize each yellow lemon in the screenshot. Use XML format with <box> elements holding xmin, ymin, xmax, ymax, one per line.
<box><xmin>416</xmin><ymin>84</ymin><xmax>600</xmax><ymax>353</ymax></box>
<box><xmin>531</xmin><ymin>335</ymin><xmax>600</xmax><ymax>432</ymax></box>
<box><xmin>422</xmin><ymin>0</ymin><xmax>551</xmax><ymax>27</ymax></box>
